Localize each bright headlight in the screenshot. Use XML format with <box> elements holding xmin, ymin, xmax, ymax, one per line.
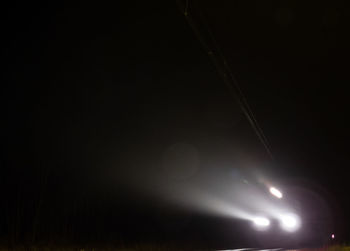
<box><xmin>253</xmin><ymin>217</ymin><xmax>270</xmax><ymax>227</ymax></box>
<box><xmin>279</xmin><ymin>213</ymin><xmax>300</xmax><ymax>232</ymax></box>
<box><xmin>269</xmin><ymin>187</ymin><xmax>283</xmax><ymax>199</ymax></box>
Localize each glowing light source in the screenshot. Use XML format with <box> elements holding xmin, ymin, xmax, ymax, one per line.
<box><xmin>269</xmin><ymin>187</ymin><xmax>283</xmax><ymax>199</ymax></box>
<box><xmin>253</xmin><ymin>217</ymin><xmax>270</xmax><ymax>227</ymax></box>
<box><xmin>280</xmin><ymin>213</ymin><xmax>300</xmax><ymax>232</ymax></box>
<box><xmin>332</xmin><ymin>234</ymin><xmax>335</xmax><ymax>239</ymax></box>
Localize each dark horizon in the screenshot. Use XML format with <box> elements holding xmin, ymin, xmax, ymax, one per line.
<box><xmin>2</xmin><ymin>0</ymin><xmax>350</xmax><ymax>249</ymax></box>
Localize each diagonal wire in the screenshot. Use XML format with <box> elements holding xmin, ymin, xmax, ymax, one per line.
<box><xmin>176</xmin><ymin>0</ymin><xmax>274</xmax><ymax>160</ymax></box>
<box><xmin>198</xmin><ymin>7</ymin><xmax>274</xmax><ymax>160</ymax></box>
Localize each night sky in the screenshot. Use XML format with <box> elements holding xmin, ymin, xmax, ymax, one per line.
<box><xmin>2</xmin><ymin>0</ymin><xmax>350</xmax><ymax>249</ymax></box>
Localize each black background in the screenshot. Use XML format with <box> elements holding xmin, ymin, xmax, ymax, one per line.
<box><xmin>2</xmin><ymin>0</ymin><xmax>350</xmax><ymax>248</ymax></box>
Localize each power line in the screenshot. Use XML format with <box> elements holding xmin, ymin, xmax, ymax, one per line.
<box><xmin>176</xmin><ymin>0</ymin><xmax>274</xmax><ymax>160</ymax></box>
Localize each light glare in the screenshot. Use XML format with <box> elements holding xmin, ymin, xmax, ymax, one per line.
<box><xmin>280</xmin><ymin>213</ymin><xmax>300</xmax><ymax>232</ymax></box>
<box><xmin>269</xmin><ymin>187</ymin><xmax>283</xmax><ymax>198</ymax></box>
<box><xmin>253</xmin><ymin>217</ymin><xmax>270</xmax><ymax>227</ymax></box>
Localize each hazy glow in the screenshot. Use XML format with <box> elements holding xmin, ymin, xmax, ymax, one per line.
<box><xmin>170</xmin><ymin>188</ymin><xmax>255</xmax><ymax>221</ymax></box>
<box><xmin>253</xmin><ymin>217</ymin><xmax>270</xmax><ymax>227</ymax></box>
<box><xmin>279</xmin><ymin>213</ymin><xmax>300</xmax><ymax>232</ymax></box>
<box><xmin>269</xmin><ymin>187</ymin><xmax>283</xmax><ymax>198</ymax></box>
<box><xmin>332</xmin><ymin>234</ymin><xmax>335</xmax><ymax>239</ymax></box>
<box><xmin>135</xmin><ymin>166</ymin><xmax>304</xmax><ymax>234</ymax></box>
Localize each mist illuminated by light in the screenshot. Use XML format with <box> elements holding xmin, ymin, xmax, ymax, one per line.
<box><xmin>154</xmin><ymin>177</ymin><xmax>296</xmax><ymax>228</ymax></box>
<box><xmin>120</xmin><ymin>162</ymin><xmax>304</xmax><ymax>233</ymax></box>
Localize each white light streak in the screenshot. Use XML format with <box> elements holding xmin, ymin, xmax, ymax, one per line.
<box><xmin>253</xmin><ymin>217</ymin><xmax>270</xmax><ymax>227</ymax></box>
<box><xmin>269</xmin><ymin>187</ymin><xmax>283</xmax><ymax>199</ymax></box>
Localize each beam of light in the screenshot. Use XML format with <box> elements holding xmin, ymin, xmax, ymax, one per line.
<box><xmin>279</xmin><ymin>213</ymin><xmax>300</xmax><ymax>232</ymax></box>
<box><xmin>174</xmin><ymin>188</ymin><xmax>256</xmax><ymax>221</ymax></box>
<box><xmin>252</xmin><ymin>216</ymin><xmax>270</xmax><ymax>231</ymax></box>
<box><xmin>147</xmin><ymin>168</ymin><xmax>302</xmax><ymax>230</ymax></box>
<box><xmin>269</xmin><ymin>187</ymin><xmax>283</xmax><ymax>199</ymax></box>
<box><xmin>252</xmin><ymin>217</ymin><xmax>270</xmax><ymax>227</ymax></box>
